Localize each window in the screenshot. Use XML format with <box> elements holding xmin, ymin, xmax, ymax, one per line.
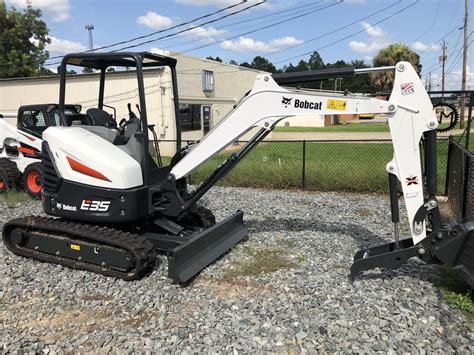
<box><xmin>180</xmin><ymin>104</ymin><xmax>202</xmax><ymax>131</ymax></box>
<box><xmin>202</xmin><ymin>70</ymin><xmax>214</xmax><ymax>92</ymax></box>
<box><xmin>19</xmin><ymin>110</ymin><xmax>47</xmax><ymax>136</ymax></box>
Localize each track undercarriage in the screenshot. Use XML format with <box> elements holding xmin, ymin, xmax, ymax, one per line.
<box><xmin>2</xmin><ymin>210</ymin><xmax>247</xmax><ymax>283</ymax></box>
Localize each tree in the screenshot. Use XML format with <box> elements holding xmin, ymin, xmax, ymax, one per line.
<box><xmin>371</xmin><ymin>43</ymin><xmax>421</xmax><ymax>92</ymax></box>
<box><xmin>206</xmin><ymin>56</ymin><xmax>223</xmax><ymax>62</ymax></box>
<box><xmin>228</xmin><ymin>59</ymin><xmax>239</xmax><ymax>66</ymax></box>
<box><xmin>0</xmin><ymin>3</ymin><xmax>51</xmax><ymax>78</ymax></box>
<box><xmin>248</xmin><ymin>56</ymin><xmax>277</xmax><ymax>73</ymax></box>
<box><xmin>307</xmin><ymin>51</ymin><xmax>324</xmax><ymax>71</ymax></box>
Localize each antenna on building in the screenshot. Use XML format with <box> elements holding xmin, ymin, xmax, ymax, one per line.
<box><xmin>85</xmin><ymin>25</ymin><xmax>95</xmax><ymax>50</ymax></box>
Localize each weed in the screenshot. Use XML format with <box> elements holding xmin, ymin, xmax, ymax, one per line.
<box><xmin>0</xmin><ymin>192</ymin><xmax>31</xmax><ymax>207</ymax></box>
<box><xmin>223</xmin><ymin>247</ymin><xmax>296</xmax><ymax>278</ymax></box>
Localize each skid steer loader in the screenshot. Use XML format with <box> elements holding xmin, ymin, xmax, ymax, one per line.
<box><xmin>2</xmin><ymin>52</ymin><xmax>473</xmax><ymax>286</ymax></box>
<box><xmin>0</xmin><ymin>104</ymin><xmax>103</xmax><ymax>198</ymax></box>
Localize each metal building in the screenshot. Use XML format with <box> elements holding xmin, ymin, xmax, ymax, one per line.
<box><xmin>0</xmin><ymin>53</ymin><xmax>265</xmax><ymax>141</ymax></box>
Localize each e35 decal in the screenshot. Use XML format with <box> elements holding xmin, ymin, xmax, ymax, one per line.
<box><xmin>80</xmin><ymin>200</ymin><xmax>111</xmax><ymax>212</ymax></box>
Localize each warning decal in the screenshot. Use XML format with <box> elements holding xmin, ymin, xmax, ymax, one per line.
<box><xmin>326</xmin><ymin>99</ymin><xmax>347</xmax><ymax>111</ymax></box>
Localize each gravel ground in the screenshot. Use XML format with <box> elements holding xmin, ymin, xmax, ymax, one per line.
<box><xmin>1</xmin><ymin>187</ymin><xmax>472</xmax><ymax>353</ymax></box>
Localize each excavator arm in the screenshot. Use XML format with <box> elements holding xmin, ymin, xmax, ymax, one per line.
<box><xmin>170</xmin><ymin>61</ymin><xmax>473</xmax><ymax>286</ymax></box>
<box><xmin>171</xmin><ymin>62</ymin><xmax>437</xmax><ymax>245</ymax></box>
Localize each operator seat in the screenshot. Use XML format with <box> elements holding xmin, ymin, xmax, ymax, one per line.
<box><xmin>86</xmin><ymin>108</ymin><xmax>113</xmax><ymax>127</ymax></box>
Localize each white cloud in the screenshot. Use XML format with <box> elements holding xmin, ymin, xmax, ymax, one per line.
<box><xmin>220</xmin><ymin>36</ymin><xmax>303</xmax><ymax>53</ymax></box>
<box><xmin>349</xmin><ymin>40</ymin><xmax>386</xmax><ymax>54</ymax></box>
<box><xmin>137</xmin><ymin>11</ymin><xmax>173</xmax><ymax>30</ymax></box>
<box><xmin>361</xmin><ymin>21</ymin><xmax>386</xmax><ymax>39</ymax></box>
<box><xmin>46</xmin><ymin>36</ymin><xmax>87</xmax><ymax>54</ymax></box>
<box><xmin>6</xmin><ymin>0</ymin><xmax>71</xmax><ymax>21</ymax></box>
<box><xmin>411</xmin><ymin>41</ymin><xmax>441</xmax><ymax>52</ymax></box>
<box><xmin>150</xmin><ymin>47</ymin><xmax>170</xmax><ymax>56</ymax></box>
<box><xmin>348</xmin><ymin>22</ymin><xmax>388</xmax><ymax>55</ymax></box>
<box><xmin>179</xmin><ymin>25</ymin><xmax>226</xmax><ymax>39</ymax></box>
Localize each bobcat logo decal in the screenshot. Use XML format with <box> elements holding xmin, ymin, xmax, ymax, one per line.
<box><xmin>282</xmin><ymin>96</ymin><xmax>293</xmax><ymax>107</ymax></box>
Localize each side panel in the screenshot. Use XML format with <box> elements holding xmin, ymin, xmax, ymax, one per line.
<box><xmin>43</xmin><ymin>127</ymin><xmax>143</xmax><ymax>189</ymax></box>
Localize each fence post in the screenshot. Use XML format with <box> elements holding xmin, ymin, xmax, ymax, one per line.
<box><xmin>445</xmin><ymin>138</ymin><xmax>452</xmax><ymax>196</ymax></box>
<box><xmin>465</xmin><ymin>94</ymin><xmax>472</xmax><ymax>151</ymax></box>
<box><xmin>462</xmin><ymin>150</ymin><xmax>470</xmax><ymax>218</ymax></box>
<box><xmin>187</xmin><ymin>140</ymin><xmax>193</xmax><ymax>185</ymax></box>
<box><xmin>301</xmin><ymin>140</ymin><xmax>306</xmax><ymax>190</ymax></box>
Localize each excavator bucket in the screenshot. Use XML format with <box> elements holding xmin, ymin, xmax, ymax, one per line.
<box><xmin>351</xmin><ymin>218</ymin><xmax>474</xmax><ymax>288</ymax></box>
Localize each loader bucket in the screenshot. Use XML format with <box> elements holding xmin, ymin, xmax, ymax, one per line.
<box><xmin>167</xmin><ymin>211</ymin><xmax>247</xmax><ymax>283</ymax></box>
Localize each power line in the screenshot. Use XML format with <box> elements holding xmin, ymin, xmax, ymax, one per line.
<box><xmin>419</xmin><ymin>25</ymin><xmax>461</xmax><ymax>54</ymax></box>
<box><xmin>177</xmin><ymin>0</ymin><xmax>401</xmax><ymax>73</ymax></box>
<box><xmin>45</xmin><ymin>0</ymin><xmax>249</xmax><ymax>61</ymax></box>
<box><xmin>106</xmin><ymin>1</ymin><xmax>267</xmax><ymax>54</ymax></box>
<box><xmin>273</xmin><ymin>0</ymin><xmax>419</xmax><ymax>65</ymax></box>
<box><xmin>178</xmin><ymin>0</ymin><xmax>418</xmax><ymax>75</ymax></box>
<box><xmin>412</xmin><ymin>0</ymin><xmax>440</xmax><ymax>42</ymax></box>
<box><xmin>179</xmin><ymin>0</ymin><xmax>343</xmax><ymax>54</ymax></box>
<box><xmin>0</xmin><ymin>0</ymin><xmax>259</xmax><ymax>69</ymax></box>
<box><xmin>160</xmin><ymin>1</ymin><xmax>328</xmax><ymax>51</ymax></box>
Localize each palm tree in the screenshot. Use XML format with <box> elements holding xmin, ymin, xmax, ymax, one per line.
<box><xmin>371</xmin><ymin>43</ymin><xmax>421</xmax><ymax>92</ymax></box>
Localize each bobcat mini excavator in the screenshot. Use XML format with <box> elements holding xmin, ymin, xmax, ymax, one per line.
<box><xmin>2</xmin><ymin>52</ymin><xmax>473</xmax><ymax>286</ymax></box>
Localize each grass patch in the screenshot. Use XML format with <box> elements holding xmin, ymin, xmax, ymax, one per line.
<box><xmin>437</xmin><ymin>266</ymin><xmax>474</xmax><ymax>325</ymax></box>
<box><xmin>297</xmin><ymin>255</ymin><xmax>307</xmax><ymax>263</ymax></box>
<box><xmin>223</xmin><ymin>247</ymin><xmax>296</xmax><ymax>279</ymax></box>
<box><xmin>278</xmin><ymin>239</ymin><xmax>297</xmax><ymax>248</ymax></box>
<box><xmin>0</xmin><ymin>191</ymin><xmax>31</xmax><ymax>207</ymax></box>
<box><xmin>274</xmin><ymin>123</ymin><xmax>390</xmax><ymax>133</ymax></box>
<box><xmin>187</xmin><ymin>140</ymin><xmax>449</xmax><ymax>193</ymax></box>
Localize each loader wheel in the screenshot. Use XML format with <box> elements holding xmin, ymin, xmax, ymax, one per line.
<box><xmin>0</xmin><ymin>158</ymin><xmax>21</xmax><ymax>194</ymax></box>
<box><xmin>22</xmin><ymin>163</ymin><xmax>42</xmax><ymax>199</ymax></box>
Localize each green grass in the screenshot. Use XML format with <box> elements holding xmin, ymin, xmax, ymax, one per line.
<box><xmin>273</xmin><ymin>123</ymin><xmax>390</xmax><ymax>133</ymax></box>
<box><xmin>0</xmin><ymin>191</ymin><xmax>31</xmax><ymax>207</ymax></box>
<box><xmin>437</xmin><ymin>266</ymin><xmax>474</xmax><ymax>327</ymax></box>
<box><xmin>223</xmin><ymin>247</ymin><xmax>296</xmax><ymax>278</ymax></box>
<box><xmin>453</xmin><ymin>134</ymin><xmax>474</xmax><ymax>152</ymax></box>
<box><xmin>187</xmin><ymin>140</ymin><xmax>449</xmax><ymax>193</ymax></box>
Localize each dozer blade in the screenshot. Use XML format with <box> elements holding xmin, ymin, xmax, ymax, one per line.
<box><xmin>167</xmin><ymin>211</ymin><xmax>247</xmax><ymax>283</ymax></box>
<box><xmin>350</xmin><ymin>218</ymin><xmax>474</xmax><ymax>288</ymax></box>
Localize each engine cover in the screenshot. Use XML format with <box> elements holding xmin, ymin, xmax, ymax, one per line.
<box><xmin>43</xmin><ymin>127</ymin><xmax>143</xmax><ymax>189</ymax></box>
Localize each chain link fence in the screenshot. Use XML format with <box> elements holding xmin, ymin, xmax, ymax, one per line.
<box><xmin>153</xmin><ymin>138</ymin><xmax>450</xmax><ymax>194</ymax></box>
<box><xmin>446</xmin><ymin>137</ymin><xmax>474</xmax><ymax>219</ymax></box>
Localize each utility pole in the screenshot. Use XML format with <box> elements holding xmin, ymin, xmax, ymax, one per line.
<box><xmin>425</xmin><ymin>72</ymin><xmax>433</xmax><ymax>92</ymax></box>
<box><xmin>460</xmin><ymin>0</ymin><xmax>469</xmax><ymax>129</ymax></box>
<box><xmin>439</xmin><ymin>40</ymin><xmax>447</xmax><ymax>98</ymax></box>
<box><xmin>85</xmin><ymin>25</ymin><xmax>94</xmax><ymax>50</ymax></box>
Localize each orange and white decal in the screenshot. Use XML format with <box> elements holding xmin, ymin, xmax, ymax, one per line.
<box><xmin>66</xmin><ymin>156</ymin><xmax>111</xmax><ymax>182</ymax></box>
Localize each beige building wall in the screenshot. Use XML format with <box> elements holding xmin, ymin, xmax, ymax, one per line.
<box><xmin>0</xmin><ymin>54</ymin><xmax>265</xmax><ymax>145</ymax></box>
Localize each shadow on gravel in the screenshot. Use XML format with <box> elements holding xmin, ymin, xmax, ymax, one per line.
<box><xmin>245</xmin><ymin>217</ymin><xmax>388</xmax><ymax>247</ymax></box>
<box><xmin>245</xmin><ymin>217</ymin><xmax>442</xmax><ymax>285</ymax></box>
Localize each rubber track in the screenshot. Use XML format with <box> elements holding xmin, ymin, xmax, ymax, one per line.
<box><xmin>2</xmin><ymin>216</ymin><xmax>157</xmax><ymax>281</ymax></box>
<box><xmin>0</xmin><ymin>158</ymin><xmax>21</xmax><ymax>189</ymax></box>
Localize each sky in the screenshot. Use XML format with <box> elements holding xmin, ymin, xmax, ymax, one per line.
<box><xmin>4</xmin><ymin>0</ymin><xmax>471</xmax><ymax>90</ymax></box>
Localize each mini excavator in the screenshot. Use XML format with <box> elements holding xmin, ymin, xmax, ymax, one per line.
<box><xmin>2</xmin><ymin>52</ymin><xmax>473</xmax><ymax>286</ymax></box>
